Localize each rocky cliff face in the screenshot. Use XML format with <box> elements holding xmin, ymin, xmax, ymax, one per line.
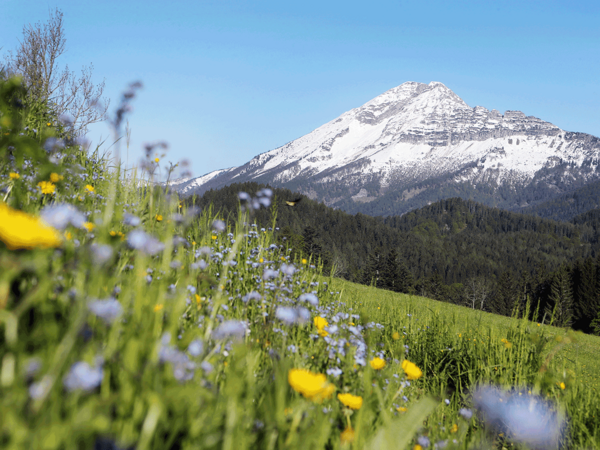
<box><xmin>174</xmin><ymin>81</ymin><xmax>600</xmax><ymax>216</ymax></box>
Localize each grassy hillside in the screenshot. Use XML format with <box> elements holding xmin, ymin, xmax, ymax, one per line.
<box><xmin>3</xmin><ymin>75</ymin><xmax>600</xmax><ymax>449</ymax></box>
<box><xmin>325</xmin><ymin>277</ymin><xmax>600</xmax><ymax>392</ymax></box>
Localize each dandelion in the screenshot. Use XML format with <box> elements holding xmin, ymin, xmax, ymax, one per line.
<box><xmin>450</xmin><ymin>424</ymin><xmax>458</xmax><ymax>433</ymax></box>
<box><xmin>49</xmin><ymin>173</ymin><xmax>63</xmax><ymax>182</ymax></box>
<box><xmin>501</xmin><ymin>338</ymin><xmax>513</xmax><ymax>349</ymax></box>
<box><xmin>288</xmin><ymin>369</ymin><xmax>331</xmax><ymax>400</ymax></box>
<box><xmin>37</xmin><ymin>181</ymin><xmax>56</xmax><ymax>194</ymax></box>
<box><xmin>85</xmin><ymin>184</ymin><xmax>95</xmax><ymax>193</ymax></box>
<box><xmin>154</xmin><ymin>304</ymin><xmax>164</xmax><ymax>312</ymax></box>
<box><xmin>340</xmin><ymin>427</ymin><xmax>355</xmax><ymax>444</ymax></box>
<box><xmin>83</xmin><ymin>222</ymin><xmax>95</xmax><ymax>232</ymax></box>
<box><xmin>302</xmin><ymin>258</ymin><xmax>308</xmax><ymax>264</ymax></box>
<box><xmin>402</xmin><ymin>360</ymin><xmax>423</xmax><ymax>380</ymax></box>
<box><xmin>9</xmin><ymin>172</ymin><xmax>20</xmax><ymax>179</ymax></box>
<box><xmin>397</xmin><ymin>406</ymin><xmax>407</xmax><ymax>412</ymax></box>
<box><xmin>559</xmin><ymin>382</ymin><xmax>565</xmax><ymax>390</ymax></box>
<box><xmin>155</xmin><ymin>214</ymin><xmax>163</xmax><ymax>222</ymax></box>
<box><xmin>370</xmin><ymin>357</ymin><xmax>386</xmax><ymax>370</ymax></box>
<box><xmin>392</xmin><ymin>332</ymin><xmax>400</xmax><ymax>340</ymax></box>
<box><xmin>155</xmin><ymin>157</ymin><xmax>160</xmax><ymax>163</ymax></box>
<box><xmin>337</xmin><ymin>393</ymin><xmax>363</xmax><ymax>410</ymax></box>
<box><xmin>0</xmin><ymin>203</ymin><xmax>62</xmax><ymax>250</ymax></box>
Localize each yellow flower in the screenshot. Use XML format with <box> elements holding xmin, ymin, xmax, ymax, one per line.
<box><xmin>259</xmin><ymin>257</ymin><xmax>264</xmax><ymax>263</ymax></box>
<box><xmin>83</xmin><ymin>222</ymin><xmax>95</xmax><ymax>232</ymax></box>
<box><xmin>560</xmin><ymin>382</ymin><xmax>566</xmax><ymax>390</ymax></box>
<box><xmin>337</xmin><ymin>393</ymin><xmax>363</xmax><ymax>410</ymax></box>
<box><xmin>211</xmin><ymin>235</ymin><xmax>217</xmax><ymax>240</ymax></box>
<box><xmin>288</xmin><ymin>369</ymin><xmax>330</xmax><ymax>400</ymax></box>
<box><xmin>302</xmin><ymin>258</ymin><xmax>308</xmax><ymax>264</ymax></box>
<box><xmin>154</xmin><ymin>304</ymin><xmax>164</xmax><ymax>312</ymax></box>
<box><xmin>109</xmin><ymin>231</ymin><xmax>117</xmax><ymax>236</ymax></box>
<box><xmin>37</xmin><ymin>181</ymin><xmax>56</xmax><ymax>194</ymax></box>
<box><xmin>64</xmin><ymin>231</ymin><xmax>72</xmax><ymax>240</ymax></box>
<box><xmin>501</xmin><ymin>338</ymin><xmax>513</xmax><ymax>349</ymax></box>
<box><xmin>402</xmin><ymin>360</ymin><xmax>423</xmax><ymax>380</ymax></box>
<box><xmin>450</xmin><ymin>423</ymin><xmax>458</xmax><ymax>433</ymax></box>
<box><xmin>85</xmin><ymin>184</ymin><xmax>95</xmax><ymax>193</ymax></box>
<box><xmin>155</xmin><ymin>157</ymin><xmax>160</xmax><ymax>163</ymax></box>
<box><xmin>313</xmin><ymin>382</ymin><xmax>336</xmax><ymax>402</ymax></box>
<box><xmin>340</xmin><ymin>427</ymin><xmax>355</xmax><ymax>444</ymax></box>
<box><xmin>49</xmin><ymin>173</ymin><xmax>63</xmax><ymax>182</ymax></box>
<box><xmin>0</xmin><ymin>203</ymin><xmax>62</xmax><ymax>250</ymax></box>
<box><xmin>78</xmin><ymin>196</ymin><xmax>84</xmax><ymax>202</ymax></box>
<box><xmin>9</xmin><ymin>172</ymin><xmax>20</xmax><ymax>180</ymax></box>
<box><xmin>397</xmin><ymin>406</ymin><xmax>407</xmax><ymax>412</ymax></box>
<box><xmin>392</xmin><ymin>332</ymin><xmax>400</xmax><ymax>340</ymax></box>
<box><xmin>370</xmin><ymin>357</ymin><xmax>386</xmax><ymax>370</ymax></box>
<box><xmin>413</xmin><ymin>445</ymin><xmax>423</xmax><ymax>450</ymax></box>
<box><xmin>318</xmin><ymin>329</ymin><xmax>329</xmax><ymax>337</ymax></box>
<box><xmin>314</xmin><ymin>316</ymin><xmax>328</xmax><ymax>330</ymax></box>
<box><xmin>46</xmin><ymin>122</ymin><xmax>51</xmax><ymax>126</ymax></box>
<box><xmin>155</xmin><ymin>214</ymin><xmax>163</xmax><ymax>222</ymax></box>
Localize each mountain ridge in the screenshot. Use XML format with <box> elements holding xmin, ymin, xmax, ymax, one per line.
<box><xmin>175</xmin><ymin>81</ymin><xmax>600</xmax><ymax>217</ymax></box>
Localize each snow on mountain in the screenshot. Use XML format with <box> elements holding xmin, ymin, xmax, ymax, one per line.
<box><xmin>173</xmin><ymin>81</ymin><xmax>600</xmax><ymax>216</ymax></box>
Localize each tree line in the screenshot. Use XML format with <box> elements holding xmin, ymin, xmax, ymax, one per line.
<box><xmin>187</xmin><ymin>182</ymin><xmax>600</xmax><ymax>335</ymax></box>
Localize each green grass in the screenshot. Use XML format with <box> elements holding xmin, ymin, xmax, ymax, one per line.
<box><xmin>2</xmin><ymin>76</ymin><xmax>600</xmax><ymax>449</ymax></box>
<box><xmin>326</xmin><ymin>278</ymin><xmax>600</xmax><ymax>392</ymax></box>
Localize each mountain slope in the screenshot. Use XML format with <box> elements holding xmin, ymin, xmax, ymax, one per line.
<box><xmin>177</xmin><ymin>81</ymin><xmax>600</xmax><ymax>216</ymax></box>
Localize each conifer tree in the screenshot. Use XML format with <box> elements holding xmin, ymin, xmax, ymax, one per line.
<box><xmin>545</xmin><ymin>266</ymin><xmax>574</xmax><ymax>328</ymax></box>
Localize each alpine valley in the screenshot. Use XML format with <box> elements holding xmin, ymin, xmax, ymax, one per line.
<box><xmin>172</xmin><ymin>81</ymin><xmax>600</xmax><ymax>217</ymax></box>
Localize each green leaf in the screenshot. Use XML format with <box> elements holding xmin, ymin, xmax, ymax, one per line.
<box><xmin>365</xmin><ymin>396</ymin><xmax>438</xmax><ymax>450</ymax></box>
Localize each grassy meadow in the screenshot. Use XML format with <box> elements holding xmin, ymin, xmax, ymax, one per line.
<box><xmin>1</xmin><ymin>76</ymin><xmax>600</xmax><ymax>449</ymax></box>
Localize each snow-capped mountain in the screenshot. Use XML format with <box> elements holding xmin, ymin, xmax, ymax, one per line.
<box><xmin>174</xmin><ymin>81</ymin><xmax>600</xmax><ymax>216</ymax></box>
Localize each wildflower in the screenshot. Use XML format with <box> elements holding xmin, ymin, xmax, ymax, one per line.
<box><xmin>459</xmin><ymin>408</ymin><xmax>473</xmax><ymax>420</ymax></box>
<box><xmin>85</xmin><ymin>184</ymin><xmax>95</xmax><ymax>193</ymax></box>
<box><xmin>0</xmin><ymin>203</ymin><xmax>62</xmax><ymax>250</ymax></box>
<box><xmin>501</xmin><ymin>338</ymin><xmax>513</xmax><ymax>349</ymax></box>
<box><xmin>402</xmin><ymin>360</ymin><xmax>423</xmax><ymax>380</ymax></box>
<box><xmin>155</xmin><ymin>214</ymin><xmax>163</xmax><ymax>222</ymax></box>
<box><xmin>337</xmin><ymin>393</ymin><xmax>363</xmax><ymax>410</ymax></box>
<box><xmin>9</xmin><ymin>172</ymin><xmax>20</xmax><ymax>179</ymax></box>
<box><xmin>472</xmin><ymin>385</ymin><xmax>564</xmax><ymax>449</ymax></box>
<box><xmin>37</xmin><ymin>181</ymin><xmax>56</xmax><ymax>194</ymax></box>
<box><xmin>370</xmin><ymin>357</ymin><xmax>386</xmax><ymax>370</ymax></box>
<box><xmin>397</xmin><ymin>406</ymin><xmax>407</xmax><ymax>412</ymax></box>
<box><xmin>212</xmin><ymin>219</ymin><xmax>226</xmax><ymax>232</ymax></box>
<box><xmin>559</xmin><ymin>382</ymin><xmax>565</xmax><ymax>390</ymax></box>
<box><xmin>83</xmin><ymin>222</ymin><xmax>95</xmax><ymax>232</ymax></box>
<box><xmin>188</xmin><ymin>340</ymin><xmax>204</xmax><ymax>357</ymax></box>
<box><xmin>41</xmin><ymin>203</ymin><xmax>86</xmax><ymax>230</ymax></box>
<box><xmin>340</xmin><ymin>427</ymin><xmax>355</xmax><ymax>444</ymax></box>
<box><xmin>299</xmin><ymin>293</ymin><xmax>319</xmax><ymax>306</ymax></box>
<box><xmin>49</xmin><ymin>173</ymin><xmax>64</xmax><ymax>182</ymax></box>
<box><xmin>326</xmin><ymin>367</ymin><xmax>343</xmax><ymax>378</ymax></box>
<box><xmin>123</xmin><ymin>213</ymin><xmax>141</xmax><ymax>227</ymax></box>
<box><xmin>417</xmin><ymin>436</ymin><xmax>430</xmax><ymax>448</ymax></box>
<box><xmin>212</xmin><ymin>320</ymin><xmax>247</xmax><ymax>340</ymax></box>
<box><xmin>275</xmin><ymin>306</ymin><xmax>310</xmax><ymax>325</ymax></box>
<box><xmin>63</xmin><ymin>360</ymin><xmax>103</xmax><ymax>392</ymax></box>
<box><xmin>154</xmin><ymin>304</ymin><xmax>164</xmax><ymax>312</ymax></box>
<box><xmin>88</xmin><ymin>298</ymin><xmax>122</xmax><ymax>324</ymax></box>
<box><xmin>288</xmin><ymin>369</ymin><xmax>331</xmax><ymax>400</ymax></box>
<box><xmin>392</xmin><ymin>332</ymin><xmax>400</xmax><ymax>340</ymax></box>
<box><xmin>302</xmin><ymin>258</ymin><xmax>308</xmax><ymax>264</ymax></box>
<box><xmin>155</xmin><ymin>157</ymin><xmax>160</xmax><ymax>163</ymax></box>
<box><xmin>314</xmin><ymin>316</ymin><xmax>328</xmax><ymax>330</ymax></box>
<box><xmin>127</xmin><ymin>230</ymin><xmax>165</xmax><ymax>255</ymax></box>
<box><xmin>90</xmin><ymin>244</ymin><xmax>113</xmax><ymax>264</ymax></box>
<box><xmin>450</xmin><ymin>424</ymin><xmax>458</xmax><ymax>433</ymax></box>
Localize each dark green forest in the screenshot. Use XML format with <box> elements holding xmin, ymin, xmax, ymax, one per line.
<box><xmin>186</xmin><ymin>182</ymin><xmax>600</xmax><ymax>334</ymax></box>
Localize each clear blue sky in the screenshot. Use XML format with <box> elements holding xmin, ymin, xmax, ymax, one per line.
<box><xmin>3</xmin><ymin>0</ymin><xmax>599</xmax><ymax>180</ymax></box>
